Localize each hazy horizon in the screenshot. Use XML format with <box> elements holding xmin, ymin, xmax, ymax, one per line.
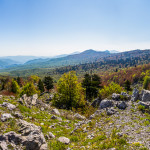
<box><xmin>0</xmin><ymin>49</ymin><xmax>148</xmax><ymax>57</ymax></box>
<box><xmin>1</xmin><ymin>0</ymin><xmax>150</xmax><ymax>56</ymax></box>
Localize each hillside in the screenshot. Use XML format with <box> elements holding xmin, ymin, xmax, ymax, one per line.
<box><xmin>0</xmin><ymin>54</ymin><xmax>150</xmax><ymax>149</ymax></box>
<box><xmin>0</xmin><ymin>89</ymin><xmax>150</xmax><ymax>149</ymax></box>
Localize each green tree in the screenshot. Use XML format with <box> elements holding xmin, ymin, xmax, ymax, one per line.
<box><xmin>43</xmin><ymin>76</ymin><xmax>54</xmax><ymax>92</ymax></box>
<box><xmin>82</xmin><ymin>73</ymin><xmax>102</xmax><ymax>101</ymax></box>
<box><xmin>11</xmin><ymin>80</ymin><xmax>20</xmax><ymax>94</ymax></box>
<box><xmin>53</xmin><ymin>71</ymin><xmax>85</xmax><ymax>109</ymax></box>
<box><xmin>124</xmin><ymin>80</ymin><xmax>131</xmax><ymax>91</ymax></box>
<box><xmin>17</xmin><ymin>76</ymin><xmax>23</xmax><ymax>87</ymax></box>
<box><xmin>20</xmin><ymin>83</ymin><xmax>39</xmax><ymax>96</ymax></box>
<box><xmin>38</xmin><ymin>79</ymin><xmax>44</xmax><ymax>93</ymax></box>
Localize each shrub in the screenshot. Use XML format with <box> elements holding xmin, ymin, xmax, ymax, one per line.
<box><xmin>38</xmin><ymin>79</ymin><xmax>44</xmax><ymax>93</ymax></box>
<box><xmin>143</xmin><ymin>76</ymin><xmax>150</xmax><ymax>90</ymax></box>
<box><xmin>20</xmin><ymin>82</ymin><xmax>39</xmax><ymax>96</ymax></box>
<box><xmin>11</xmin><ymin>80</ymin><xmax>20</xmax><ymax>94</ymax></box>
<box><xmin>99</xmin><ymin>82</ymin><xmax>122</xmax><ymax>99</ymax></box>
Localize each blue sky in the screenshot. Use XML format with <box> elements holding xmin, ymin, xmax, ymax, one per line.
<box><xmin>0</xmin><ymin>0</ymin><xmax>150</xmax><ymax>56</ymax></box>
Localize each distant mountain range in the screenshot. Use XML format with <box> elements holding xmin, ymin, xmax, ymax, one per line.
<box><xmin>0</xmin><ymin>49</ymin><xmax>149</xmax><ymax>74</ymax></box>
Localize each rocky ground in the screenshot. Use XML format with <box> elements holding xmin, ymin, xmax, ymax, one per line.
<box><xmin>0</xmin><ymin>89</ymin><xmax>150</xmax><ymax>150</ymax></box>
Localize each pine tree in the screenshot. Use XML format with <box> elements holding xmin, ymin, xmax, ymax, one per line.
<box><xmin>82</xmin><ymin>73</ymin><xmax>102</xmax><ymax>101</ymax></box>
<box><xmin>38</xmin><ymin>79</ymin><xmax>44</xmax><ymax>93</ymax></box>
<box><xmin>43</xmin><ymin>76</ymin><xmax>54</xmax><ymax>92</ymax></box>
<box><xmin>124</xmin><ymin>80</ymin><xmax>131</xmax><ymax>91</ymax></box>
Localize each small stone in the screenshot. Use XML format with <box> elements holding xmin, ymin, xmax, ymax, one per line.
<box><xmin>87</xmin><ymin>134</ymin><xmax>94</xmax><ymax>139</ymax></box>
<box><xmin>40</xmin><ymin>122</ymin><xmax>44</xmax><ymax>125</ymax></box>
<box><xmin>41</xmin><ymin>107</ymin><xmax>45</xmax><ymax>111</ymax></box>
<box><xmin>74</xmin><ymin>113</ymin><xmax>86</xmax><ymax>120</ymax></box>
<box><xmin>48</xmin><ymin>132</ymin><xmax>55</xmax><ymax>138</ymax></box>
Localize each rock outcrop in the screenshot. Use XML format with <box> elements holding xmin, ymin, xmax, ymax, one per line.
<box><xmin>0</xmin><ymin>119</ymin><xmax>48</xmax><ymax>150</ymax></box>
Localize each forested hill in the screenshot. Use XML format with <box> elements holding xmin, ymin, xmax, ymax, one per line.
<box><xmin>0</xmin><ymin>59</ymin><xmax>20</xmax><ymax>69</ymax></box>
<box><xmin>0</xmin><ymin>49</ymin><xmax>150</xmax><ymax>76</ymax></box>
<box><xmin>24</xmin><ymin>49</ymin><xmax>110</xmax><ymax>66</ymax></box>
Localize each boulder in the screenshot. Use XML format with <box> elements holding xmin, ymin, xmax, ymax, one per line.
<box><xmin>74</xmin><ymin>113</ymin><xmax>86</xmax><ymax>120</ymax></box>
<box><xmin>2</xmin><ymin>102</ymin><xmax>16</xmax><ymax>111</ymax></box>
<box><xmin>112</xmin><ymin>93</ymin><xmax>120</xmax><ymax>101</ymax></box>
<box><xmin>100</xmin><ymin>99</ymin><xmax>114</xmax><ymax>109</ymax></box>
<box><xmin>141</xmin><ymin>90</ymin><xmax>150</xmax><ymax>102</ymax></box>
<box><xmin>18</xmin><ymin>119</ymin><xmax>47</xmax><ymax>150</ymax></box>
<box><xmin>0</xmin><ymin>121</ymin><xmax>48</xmax><ymax>150</ymax></box>
<box><xmin>1</xmin><ymin>113</ymin><xmax>13</xmax><ymax>122</ymax></box>
<box><xmin>19</xmin><ymin>94</ymin><xmax>39</xmax><ymax>107</ymax></box>
<box><xmin>51</xmin><ymin>108</ymin><xmax>60</xmax><ymax>116</ymax></box>
<box><xmin>58</xmin><ymin>137</ymin><xmax>70</xmax><ymax>144</ymax></box>
<box><xmin>131</xmin><ymin>89</ymin><xmax>139</xmax><ymax>101</ymax></box>
<box><xmin>117</xmin><ymin>101</ymin><xmax>127</xmax><ymax>110</ymax></box>
<box><xmin>91</xmin><ymin>98</ymin><xmax>101</xmax><ymax>107</ymax></box>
